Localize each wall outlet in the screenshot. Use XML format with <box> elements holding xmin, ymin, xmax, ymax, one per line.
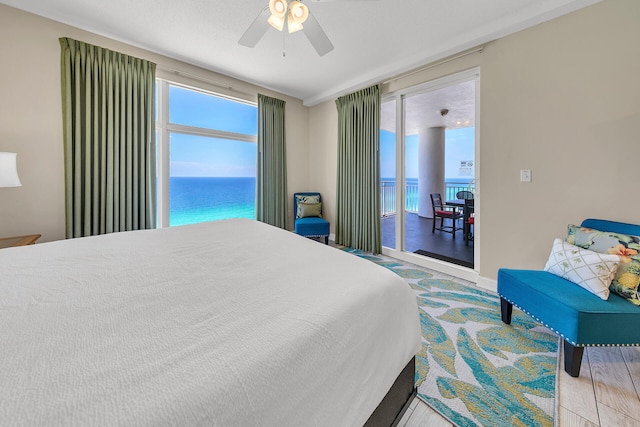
<box><xmin>520</xmin><ymin>169</ymin><xmax>532</xmax><ymax>182</ymax></box>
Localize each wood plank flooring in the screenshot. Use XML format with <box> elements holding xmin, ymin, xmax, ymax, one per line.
<box><xmin>398</xmin><ymin>346</ymin><xmax>640</xmax><ymax>427</ymax></box>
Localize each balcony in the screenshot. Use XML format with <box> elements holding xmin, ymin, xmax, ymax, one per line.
<box><xmin>381</xmin><ymin>180</ymin><xmax>472</xmax><ymax>216</ymax></box>
<box><xmin>380</xmin><ymin>180</ymin><xmax>474</xmax><ymax>268</ymax></box>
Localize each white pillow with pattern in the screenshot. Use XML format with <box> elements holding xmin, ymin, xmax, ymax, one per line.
<box><xmin>544</xmin><ymin>238</ymin><xmax>620</xmax><ymax>300</ymax></box>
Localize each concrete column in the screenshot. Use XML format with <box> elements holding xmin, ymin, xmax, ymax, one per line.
<box><xmin>418</xmin><ymin>127</ymin><xmax>445</xmax><ymax>218</ymax></box>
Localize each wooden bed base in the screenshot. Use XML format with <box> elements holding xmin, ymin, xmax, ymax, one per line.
<box><xmin>364</xmin><ymin>357</ymin><xmax>416</xmax><ymax>427</ymax></box>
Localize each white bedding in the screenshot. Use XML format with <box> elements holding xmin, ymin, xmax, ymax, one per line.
<box><xmin>0</xmin><ymin>219</ymin><xmax>421</xmax><ymax>426</ymax></box>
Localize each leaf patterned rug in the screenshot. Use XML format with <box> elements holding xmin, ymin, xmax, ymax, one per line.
<box><xmin>344</xmin><ymin>249</ymin><xmax>559</xmax><ymax>427</ymax></box>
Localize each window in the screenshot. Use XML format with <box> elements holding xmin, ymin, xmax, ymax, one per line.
<box><xmin>156</xmin><ymin>81</ymin><xmax>258</xmax><ymax>227</ymax></box>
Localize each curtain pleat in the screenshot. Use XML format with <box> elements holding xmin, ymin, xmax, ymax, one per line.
<box><xmin>60</xmin><ymin>38</ymin><xmax>156</xmax><ymax>238</ymax></box>
<box><xmin>256</xmin><ymin>94</ymin><xmax>288</xmax><ymax>229</ymax></box>
<box><xmin>335</xmin><ymin>85</ymin><xmax>381</xmax><ymax>253</ymax></box>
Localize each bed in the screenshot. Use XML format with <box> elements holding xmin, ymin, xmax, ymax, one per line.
<box><xmin>0</xmin><ymin>218</ymin><xmax>421</xmax><ymax>426</ymax></box>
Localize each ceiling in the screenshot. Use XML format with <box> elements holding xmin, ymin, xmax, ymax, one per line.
<box><xmin>2</xmin><ymin>0</ymin><xmax>600</xmax><ymax>106</ymax></box>
<box><xmin>381</xmin><ymin>80</ymin><xmax>476</xmax><ymax>134</ymax></box>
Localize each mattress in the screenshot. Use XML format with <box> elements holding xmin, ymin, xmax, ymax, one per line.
<box><xmin>0</xmin><ymin>219</ymin><xmax>421</xmax><ymax>426</ymax></box>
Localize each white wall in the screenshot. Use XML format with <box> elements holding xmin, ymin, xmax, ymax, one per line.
<box><xmin>309</xmin><ymin>0</ymin><xmax>640</xmax><ymax>280</ymax></box>
<box><xmin>0</xmin><ymin>5</ymin><xmax>310</xmax><ymax>241</ymax></box>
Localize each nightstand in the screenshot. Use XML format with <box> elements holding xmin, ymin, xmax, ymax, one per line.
<box><xmin>0</xmin><ymin>234</ymin><xmax>41</xmax><ymax>249</ymax></box>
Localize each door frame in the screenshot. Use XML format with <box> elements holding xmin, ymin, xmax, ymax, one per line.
<box><xmin>380</xmin><ymin>68</ymin><xmax>480</xmax><ymax>282</ymax></box>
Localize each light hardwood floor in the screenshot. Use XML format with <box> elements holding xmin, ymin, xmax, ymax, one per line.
<box><xmin>398</xmin><ymin>346</ymin><xmax>640</xmax><ymax>427</ymax></box>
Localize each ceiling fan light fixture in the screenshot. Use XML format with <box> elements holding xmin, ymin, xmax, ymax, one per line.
<box><xmin>268</xmin><ymin>14</ymin><xmax>286</xmax><ymax>31</ymax></box>
<box><xmin>269</xmin><ymin>0</ymin><xmax>288</xmax><ymax>16</ymax></box>
<box><xmin>287</xmin><ymin>1</ymin><xmax>308</xmax><ymax>33</ymax></box>
<box><xmin>289</xmin><ymin>1</ymin><xmax>309</xmax><ymax>23</ymax></box>
<box><xmin>268</xmin><ymin>0</ymin><xmax>288</xmax><ymax>30</ymax></box>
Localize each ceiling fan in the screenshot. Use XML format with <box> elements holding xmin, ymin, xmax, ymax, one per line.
<box><xmin>238</xmin><ymin>0</ymin><xmax>378</xmax><ymax>57</ymax></box>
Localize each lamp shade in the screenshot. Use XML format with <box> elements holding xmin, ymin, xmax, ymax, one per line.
<box><xmin>268</xmin><ymin>14</ymin><xmax>286</xmax><ymax>31</ymax></box>
<box><xmin>287</xmin><ymin>1</ymin><xmax>308</xmax><ymax>33</ymax></box>
<box><xmin>0</xmin><ymin>152</ymin><xmax>22</xmax><ymax>187</ymax></box>
<box><xmin>289</xmin><ymin>1</ymin><xmax>308</xmax><ymax>23</ymax></box>
<box><xmin>269</xmin><ymin>0</ymin><xmax>287</xmax><ymax>17</ymax></box>
<box><xmin>268</xmin><ymin>0</ymin><xmax>288</xmax><ymax>31</ymax></box>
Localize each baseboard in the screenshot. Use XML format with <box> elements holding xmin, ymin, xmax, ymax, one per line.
<box><xmin>476</xmin><ymin>276</ymin><xmax>497</xmax><ymax>292</ymax></box>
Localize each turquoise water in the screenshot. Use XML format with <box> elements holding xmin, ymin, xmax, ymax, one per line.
<box><xmin>170</xmin><ymin>177</ymin><xmax>472</xmax><ymax>227</ymax></box>
<box><xmin>170</xmin><ymin>177</ymin><xmax>256</xmax><ymax>226</ymax></box>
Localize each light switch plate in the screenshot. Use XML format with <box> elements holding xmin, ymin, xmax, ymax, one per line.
<box><xmin>520</xmin><ymin>169</ymin><xmax>532</xmax><ymax>182</ymax></box>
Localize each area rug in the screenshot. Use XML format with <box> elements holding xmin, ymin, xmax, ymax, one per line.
<box><xmin>344</xmin><ymin>249</ymin><xmax>559</xmax><ymax>427</ymax></box>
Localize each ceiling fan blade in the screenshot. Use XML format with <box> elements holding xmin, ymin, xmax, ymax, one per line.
<box><xmin>302</xmin><ymin>13</ymin><xmax>334</xmax><ymax>56</ymax></box>
<box><xmin>238</xmin><ymin>6</ymin><xmax>271</xmax><ymax>48</ymax></box>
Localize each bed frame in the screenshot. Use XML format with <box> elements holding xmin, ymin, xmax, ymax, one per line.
<box><xmin>364</xmin><ymin>357</ymin><xmax>416</xmax><ymax>427</ymax></box>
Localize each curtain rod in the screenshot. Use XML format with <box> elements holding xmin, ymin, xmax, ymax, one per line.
<box><xmin>382</xmin><ymin>45</ymin><xmax>486</xmax><ymax>85</ymax></box>
<box><xmin>157</xmin><ymin>65</ymin><xmax>256</xmax><ymax>99</ymax></box>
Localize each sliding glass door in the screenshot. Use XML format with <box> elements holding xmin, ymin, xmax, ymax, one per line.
<box><xmin>380</xmin><ymin>70</ymin><xmax>478</xmax><ymax>270</ymax></box>
<box><xmin>380</xmin><ymin>98</ymin><xmax>397</xmax><ymax>250</ymax></box>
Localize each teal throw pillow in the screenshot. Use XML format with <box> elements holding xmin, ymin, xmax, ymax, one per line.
<box><xmin>566</xmin><ymin>224</ymin><xmax>640</xmax><ymax>305</ymax></box>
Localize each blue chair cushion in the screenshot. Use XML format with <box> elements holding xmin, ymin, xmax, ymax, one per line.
<box><xmin>498</xmin><ymin>268</ymin><xmax>640</xmax><ymax>346</ymax></box>
<box><xmin>295</xmin><ymin>217</ymin><xmax>330</xmax><ymax>237</ymax></box>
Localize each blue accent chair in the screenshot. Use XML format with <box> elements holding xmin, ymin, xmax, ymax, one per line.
<box><xmin>293</xmin><ymin>192</ymin><xmax>330</xmax><ymax>244</ymax></box>
<box><xmin>498</xmin><ymin>218</ymin><xmax>640</xmax><ymax>377</ymax></box>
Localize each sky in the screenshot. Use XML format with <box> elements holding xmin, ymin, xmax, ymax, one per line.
<box><xmin>166</xmin><ymin>84</ymin><xmax>474</xmax><ymax>180</ymax></box>
<box><xmin>168</xmin><ymin>85</ymin><xmax>258</xmax><ymax>178</ymax></box>
<box><xmin>380</xmin><ymin>127</ymin><xmax>475</xmax><ymax>180</ymax></box>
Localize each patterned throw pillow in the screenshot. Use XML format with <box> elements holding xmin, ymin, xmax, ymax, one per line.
<box><xmin>566</xmin><ymin>224</ymin><xmax>640</xmax><ymax>305</ymax></box>
<box><xmin>295</xmin><ymin>194</ymin><xmax>320</xmax><ymax>218</ymax></box>
<box><xmin>298</xmin><ymin>202</ymin><xmax>322</xmax><ymax>218</ymax></box>
<box><xmin>544</xmin><ymin>238</ymin><xmax>620</xmax><ymax>300</ymax></box>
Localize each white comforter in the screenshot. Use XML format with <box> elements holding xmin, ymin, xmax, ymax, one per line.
<box><xmin>0</xmin><ymin>219</ymin><xmax>421</xmax><ymax>426</ymax></box>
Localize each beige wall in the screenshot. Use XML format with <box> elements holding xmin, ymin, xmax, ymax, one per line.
<box><xmin>3</xmin><ymin>1</ymin><xmax>639</xmax><ymax>283</ymax></box>
<box><xmin>309</xmin><ymin>0</ymin><xmax>640</xmax><ymax>281</ymax></box>
<box><xmin>308</xmin><ymin>100</ymin><xmax>338</xmax><ymax>231</ymax></box>
<box><xmin>0</xmin><ymin>5</ymin><xmax>310</xmax><ymax>242</ymax></box>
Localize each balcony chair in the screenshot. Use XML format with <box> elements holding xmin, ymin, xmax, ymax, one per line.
<box><xmin>463</xmin><ymin>198</ymin><xmax>474</xmax><ymax>246</ymax></box>
<box><xmin>293</xmin><ymin>192</ymin><xmax>330</xmax><ymax>244</ymax></box>
<box><xmin>456</xmin><ymin>190</ymin><xmax>474</xmax><ymax>200</ymax></box>
<box><xmin>430</xmin><ymin>193</ymin><xmax>462</xmax><ymax>238</ymax></box>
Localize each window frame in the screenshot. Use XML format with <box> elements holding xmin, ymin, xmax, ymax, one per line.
<box><xmin>156</xmin><ymin>79</ymin><xmax>258</xmax><ymax>228</ymax></box>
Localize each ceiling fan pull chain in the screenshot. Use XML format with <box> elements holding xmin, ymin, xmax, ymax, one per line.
<box><xmin>282</xmin><ymin>30</ymin><xmax>286</xmax><ymax>57</ymax></box>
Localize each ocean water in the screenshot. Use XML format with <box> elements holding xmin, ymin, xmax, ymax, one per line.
<box><xmin>380</xmin><ymin>178</ymin><xmax>473</xmax><ymax>214</ymax></box>
<box><xmin>170</xmin><ymin>177</ymin><xmax>473</xmax><ymax>227</ymax></box>
<box><xmin>170</xmin><ymin>177</ymin><xmax>256</xmax><ymax>226</ymax></box>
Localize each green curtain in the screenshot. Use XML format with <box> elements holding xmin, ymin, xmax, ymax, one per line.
<box><xmin>256</xmin><ymin>94</ymin><xmax>288</xmax><ymax>229</ymax></box>
<box><xmin>335</xmin><ymin>85</ymin><xmax>381</xmax><ymax>253</ymax></box>
<box><xmin>60</xmin><ymin>38</ymin><xmax>157</xmax><ymax>238</ymax></box>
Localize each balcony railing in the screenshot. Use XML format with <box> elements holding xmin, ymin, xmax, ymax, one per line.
<box><xmin>380</xmin><ymin>180</ymin><xmax>473</xmax><ymax>216</ymax></box>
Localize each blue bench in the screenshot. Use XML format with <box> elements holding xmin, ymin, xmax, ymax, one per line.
<box><xmin>497</xmin><ymin>219</ymin><xmax>640</xmax><ymax>377</ymax></box>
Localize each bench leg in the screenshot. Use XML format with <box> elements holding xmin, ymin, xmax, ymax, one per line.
<box><xmin>500</xmin><ymin>297</ymin><xmax>513</xmax><ymax>324</ymax></box>
<box><xmin>563</xmin><ymin>341</ymin><xmax>584</xmax><ymax>377</ymax></box>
